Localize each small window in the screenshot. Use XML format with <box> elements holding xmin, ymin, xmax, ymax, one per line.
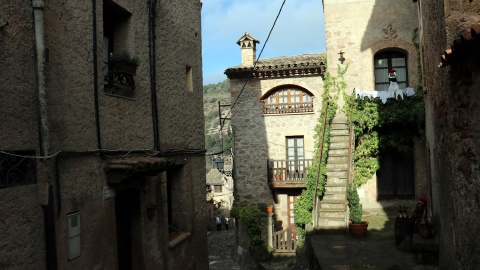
<box><xmin>103</xmin><ymin>0</ymin><xmax>135</xmax><ymax>99</ymax></box>
<box><xmin>67</xmin><ymin>212</ymin><xmax>81</xmax><ymax>261</ymax></box>
<box><xmin>374</xmin><ymin>51</ymin><xmax>408</xmax><ymax>90</ymax></box>
<box><xmin>214</xmin><ymin>185</ymin><xmax>223</xmax><ymax>193</ymax></box>
<box><xmin>262</xmin><ymin>87</ymin><xmax>314</xmax><ymax>114</ymax></box>
<box><xmin>186</xmin><ymin>66</ymin><xmax>193</xmax><ymax>92</ymax></box>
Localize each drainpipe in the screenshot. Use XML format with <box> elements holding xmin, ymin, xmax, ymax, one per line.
<box><xmin>32</xmin><ymin>1</ymin><xmax>57</xmax><ymax>269</ymax></box>
<box><xmin>32</xmin><ymin>0</ymin><xmax>50</xmax><ymax>157</ymax></box>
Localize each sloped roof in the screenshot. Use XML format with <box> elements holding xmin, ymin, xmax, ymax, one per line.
<box><xmin>206</xmin><ymin>169</ymin><xmax>224</xmax><ymax>185</ymax></box>
<box><xmin>439</xmin><ymin>26</ymin><xmax>480</xmax><ymax>68</ymax></box>
<box><xmin>225</xmin><ymin>53</ymin><xmax>326</xmax><ymax>79</ymax></box>
<box><xmin>236</xmin><ymin>31</ymin><xmax>260</xmax><ymax>45</ymax></box>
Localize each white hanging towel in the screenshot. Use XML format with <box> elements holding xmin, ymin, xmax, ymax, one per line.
<box><xmin>406</xmin><ymin>87</ymin><xmax>415</xmax><ymax>97</ymax></box>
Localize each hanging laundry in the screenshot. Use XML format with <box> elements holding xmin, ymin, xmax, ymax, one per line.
<box><xmin>395</xmin><ymin>89</ymin><xmax>404</xmax><ymax>100</ymax></box>
<box><xmin>406</xmin><ymin>87</ymin><xmax>415</xmax><ymax>97</ymax></box>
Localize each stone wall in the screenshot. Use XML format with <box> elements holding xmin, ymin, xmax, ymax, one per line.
<box><xmin>0</xmin><ymin>0</ymin><xmax>207</xmax><ymax>269</ymax></box>
<box><xmin>324</xmin><ymin>0</ymin><xmax>423</xmax><ymax>204</ymax></box>
<box><xmin>230</xmin><ymin>75</ymin><xmax>324</xmax><ymax>207</ymax></box>
<box><xmin>419</xmin><ymin>0</ymin><xmax>480</xmax><ymax>269</ymax></box>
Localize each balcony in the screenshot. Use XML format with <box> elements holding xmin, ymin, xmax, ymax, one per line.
<box><xmin>263</xmin><ymin>102</ymin><xmax>313</xmax><ymax>114</ymax></box>
<box><xmin>268</xmin><ymin>159</ymin><xmax>312</xmax><ymax>188</ymax></box>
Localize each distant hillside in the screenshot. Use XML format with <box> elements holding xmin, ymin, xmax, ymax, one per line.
<box><xmin>203</xmin><ymin>79</ymin><xmax>232</xmax><ymax>156</ymax></box>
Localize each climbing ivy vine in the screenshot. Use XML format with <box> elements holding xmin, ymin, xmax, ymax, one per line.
<box><xmin>293</xmin><ymin>57</ymin><xmax>348</xmax><ymax>234</ymax></box>
<box><xmin>343</xmin><ymin>28</ymin><xmax>425</xmax><ymax>187</ymax></box>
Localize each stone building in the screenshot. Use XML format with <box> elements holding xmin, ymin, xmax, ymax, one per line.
<box><xmin>0</xmin><ymin>0</ymin><xmax>207</xmax><ymax>269</ymax></box>
<box><xmin>225</xmin><ymin>32</ymin><xmax>326</xmax><ymax>230</ymax></box>
<box><xmin>322</xmin><ymin>0</ymin><xmax>429</xmax><ymax>221</ymax></box>
<box><xmin>415</xmin><ymin>0</ymin><xmax>480</xmax><ymax>268</ymax></box>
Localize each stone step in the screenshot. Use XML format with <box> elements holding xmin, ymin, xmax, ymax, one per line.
<box><xmin>329</xmin><ymin>141</ymin><xmax>349</xmax><ymax>149</ymax></box>
<box><xmin>326</xmin><ymin>156</ymin><xmax>348</xmax><ymax>164</ymax></box>
<box><xmin>326</xmin><ymin>163</ymin><xmax>348</xmax><ymax>170</ymax></box>
<box><xmin>317</xmin><ymin>219</ymin><xmax>347</xmax><ymax>228</ymax></box>
<box><xmin>319</xmin><ymin>210</ymin><xmax>346</xmax><ymax>219</ymax></box>
<box><xmin>324</xmin><ymin>192</ymin><xmax>346</xmax><ymax>201</ymax></box>
<box><xmin>332</xmin><ymin>115</ymin><xmax>348</xmax><ymax>123</ymax></box>
<box><xmin>325</xmin><ymin>186</ymin><xmax>347</xmax><ymax>193</ymax></box>
<box><xmin>326</xmin><ymin>170</ymin><xmax>348</xmax><ymax>178</ymax></box>
<box><xmin>325</xmin><ymin>178</ymin><xmax>347</xmax><ymax>186</ymax></box>
<box><xmin>328</xmin><ymin>149</ymin><xmax>349</xmax><ymax>156</ymax></box>
<box><xmin>330</xmin><ymin>129</ymin><xmax>349</xmax><ymax>136</ymax></box>
<box><xmin>331</xmin><ymin>123</ymin><xmax>348</xmax><ymax>130</ymax></box>
<box><xmin>329</xmin><ymin>135</ymin><xmax>349</xmax><ymax>143</ymax></box>
<box><xmin>320</xmin><ymin>200</ymin><xmax>346</xmax><ymax>209</ymax></box>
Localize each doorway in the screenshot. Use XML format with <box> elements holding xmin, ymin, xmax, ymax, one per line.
<box><xmin>377</xmin><ymin>149</ymin><xmax>415</xmax><ymax>199</ymax></box>
<box><xmin>115</xmin><ymin>188</ymin><xmax>144</xmax><ymax>270</ymax></box>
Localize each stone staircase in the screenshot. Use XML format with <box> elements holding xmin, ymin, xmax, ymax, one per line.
<box><xmin>317</xmin><ymin>115</ymin><xmax>351</xmax><ymax>232</ymax></box>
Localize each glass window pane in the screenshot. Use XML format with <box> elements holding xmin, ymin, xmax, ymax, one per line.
<box><xmin>290</xmin><ymin>197</ymin><xmax>294</xmax><ymax>202</ymax></box>
<box><xmin>297</xmin><ymin>139</ymin><xmax>303</xmax><ymax>147</ymax></box>
<box><xmin>290</xmin><ymin>218</ymin><xmax>295</xmax><ymax>223</ymax></box>
<box><xmin>374</xmin><ymin>58</ymin><xmax>388</xmax><ymax>68</ymax></box>
<box><xmin>375</xmin><ymin>83</ymin><xmax>389</xmax><ymax>91</ymax></box>
<box><xmin>396</xmin><ymin>67</ymin><xmax>407</xmax><ymax>81</ymax></box>
<box><xmin>297</xmin><ymin>148</ymin><xmax>304</xmax><ymax>157</ymax></box>
<box><xmin>288</xmin><ymin>148</ymin><xmax>295</xmax><ymax>157</ymax></box>
<box><xmin>375</xmin><ymin>68</ymin><xmax>389</xmax><ymax>83</ymax></box>
<box><xmin>287</xmin><ymin>139</ymin><xmax>294</xmax><ymax>147</ymax></box>
<box><xmin>398</xmin><ymin>82</ymin><xmax>407</xmax><ymax>89</ymax></box>
<box><xmin>392</xmin><ymin>57</ymin><xmax>406</xmax><ymax>67</ymax></box>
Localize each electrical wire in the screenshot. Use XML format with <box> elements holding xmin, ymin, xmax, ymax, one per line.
<box><xmin>220</xmin><ymin>0</ymin><xmax>287</xmax><ymax>131</ymax></box>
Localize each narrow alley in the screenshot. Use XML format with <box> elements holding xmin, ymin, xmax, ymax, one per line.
<box><xmin>208</xmin><ymin>229</ymin><xmax>241</xmax><ymax>270</ymax></box>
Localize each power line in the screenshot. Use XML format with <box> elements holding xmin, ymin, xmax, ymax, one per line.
<box><xmin>220</xmin><ymin>0</ymin><xmax>287</xmax><ymax>130</ymax></box>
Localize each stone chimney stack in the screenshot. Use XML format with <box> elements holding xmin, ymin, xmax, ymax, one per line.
<box><xmin>236</xmin><ymin>31</ymin><xmax>260</xmax><ymax>66</ymax></box>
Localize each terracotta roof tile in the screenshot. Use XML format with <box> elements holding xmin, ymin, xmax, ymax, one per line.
<box><xmin>206</xmin><ymin>169</ymin><xmax>224</xmax><ymax>185</ymax></box>
<box><xmin>225</xmin><ymin>53</ymin><xmax>326</xmax><ymax>79</ymax></box>
<box><xmin>439</xmin><ymin>26</ymin><xmax>480</xmax><ymax>67</ymax></box>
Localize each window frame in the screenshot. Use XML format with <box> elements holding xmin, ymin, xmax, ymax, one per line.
<box><xmin>374</xmin><ymin>50</ymin><xmax>409</xmax><ymax>91</ymax></box>
<box><xmin>262</xmin><ymin>87</ymin><xmax>314</xmax><ymax>114</ymax></box>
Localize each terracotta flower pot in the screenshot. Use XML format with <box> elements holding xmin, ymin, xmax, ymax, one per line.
<box><xmin>265</xmin><ymin>206</ymin><xmax>273</xmax><ymax>214</ymax></box>
<box><xmin>349</xmin><ymin>221</ymin><xmax>369</xmax><ymax>238</ymax></box>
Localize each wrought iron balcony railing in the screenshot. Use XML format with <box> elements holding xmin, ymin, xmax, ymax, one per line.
<box><xmin>268</xmin><ymin>159</ymin><xmax>312</xmax><ymax>183</ymax></box>
<box><xmin>0</xmin><ymin>151</ymin><xmax>36</xmax><ymax>189</ymax></box>
<box><xmin>263</xmin><ymin>102</ymin><xmax>313</xmax><ymax>114</ymax></box>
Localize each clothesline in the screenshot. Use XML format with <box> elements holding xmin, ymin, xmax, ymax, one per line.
<box><xmin>354</xmin><ymin>88</ymin><xmax>415</xmax><ymax>104</ymax></box>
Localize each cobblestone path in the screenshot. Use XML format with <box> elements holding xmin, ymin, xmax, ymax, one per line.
<box><xmin>208</xmin><ymin>229</ymin><xmax>242</xmax><ymax>270</ymax></box>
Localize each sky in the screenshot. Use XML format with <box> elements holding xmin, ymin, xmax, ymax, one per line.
<box><xmin>201</xmin><ymin>0</ymin><xmax>327</xmax><ymax>85</ymax></box>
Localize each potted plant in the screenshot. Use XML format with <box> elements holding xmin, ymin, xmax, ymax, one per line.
<box><xmin>110</xmin><ymin>50</ymin><xmax>140</xmax><ymax>75</ymax></box>
<box><xmin>347</xmin><ymin>184</ymin><xmax>368</xmax><ymax>237</ymax></box>
<box><xmin>274</xmin><ymin>170</ymin><xmax>283</xmax><ymax>181</ymax></box>
<box><xmin>265</xmin><ymin>204</ymin><xmax>274</xmax><ymax>214</ymax></box>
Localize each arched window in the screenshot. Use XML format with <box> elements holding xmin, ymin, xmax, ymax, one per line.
<box><xmin>374</xmin><ymin>51</ymin><xmax>408</xmax><ymax>90</ymax></box>
<box><xmin>262</xmin><ymin>87</ymin><xmax>314</xmax><ymax>114</ymax></box>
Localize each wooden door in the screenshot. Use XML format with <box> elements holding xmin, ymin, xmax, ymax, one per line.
<box><xmin>287</xmin><ymin>195</ymin><xmax>297</xmax><ymax>230</ymax></box>
<box><xmin>377</xmin><ymin>150</ymin><xmax>415</xmax><ymax>199</ymax></box>
<box><xmin>286</xmin><ymin>137</ymin><xmax>305</xmax><ymax>179</ymax></box>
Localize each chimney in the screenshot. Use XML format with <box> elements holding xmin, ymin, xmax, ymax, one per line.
<box><xmin>236</xmin><ymin>31</ymin><xmax>260</xmax><ymax>66</ymax></box>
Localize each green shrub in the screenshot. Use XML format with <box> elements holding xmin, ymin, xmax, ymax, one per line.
<box><xmin>230</xmin><ymin>201</ymin><xmax>264</xmax><ymax>247</ymax></box>
<box><xmin>347</xmin><ymin>184</ymin><xmax>362</xmax><ymax>224</ymax></box>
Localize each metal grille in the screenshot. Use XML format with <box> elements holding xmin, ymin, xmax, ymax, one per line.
<box><xmin>0</xmin><ymin>151</ymin><xmax>37</xmax><ymax>189</ymax></box>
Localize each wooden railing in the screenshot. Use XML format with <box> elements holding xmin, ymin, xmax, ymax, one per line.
<box><xmin>268</xmin><ymin>159</ymin><xmax>312</xmax><ymax>182</ymax></box>
<box><xmin>273</xmin><ymin>228</ymin><xmax>300</xmax><ymax>253</ymax></box>
<box><xmin>263</xmin><ymin>102</ymin><xmax>313</xmax><ymax>114</ymax></box>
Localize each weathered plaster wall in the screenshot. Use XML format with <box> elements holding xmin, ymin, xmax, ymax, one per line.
<box><xmin>0</xmin><ymin>0</ymin><xmax>207</xmax><ymax>269</ymax></box>
<box><xmin>0</xmin><ymin>186</ymin><xmax>46</xmax><ymax>270</ymax></box>
<box><xmin>419</xmin><ymin>0</ymin><xmax>480</xmax><ymax>269</ymax></box>
<box><xmin>0</xmin><ymin>1</ymin><xmax>45</xmax><ymax>269</ymax></box>
<box><xmin>324</xmin><ymin>0</ymin><xmax>422</xmax><ymax>204</ymax></box>
<box><xmin>324</xmin><ymin>0</ymin><xmax>419</xmax><ymax>99</ymax></box>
